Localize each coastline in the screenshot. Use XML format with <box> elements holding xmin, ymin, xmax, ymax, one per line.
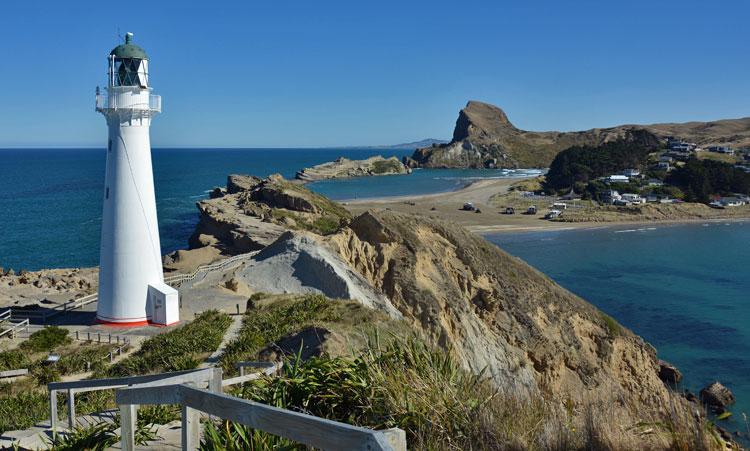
<box><xmin>343</xmin><ymin>176</ymin><xmax>750</xmax><ymax>235</ymax></box>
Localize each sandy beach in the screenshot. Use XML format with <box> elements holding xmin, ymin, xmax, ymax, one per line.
<box><xmin>343</xmin><ymin>176</ymin><xmax>750</xmax><ymax>235</ymax></box>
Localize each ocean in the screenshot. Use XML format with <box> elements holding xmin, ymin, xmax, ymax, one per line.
<box><xmin>0</xmin><ymin>148</ymin><xmax>536</xmax><ymax>271</ymax></box>
<box><xmin>488</xmin><ymin>223</ymin><xmax>750</xmax><ymax>432</ymax></box>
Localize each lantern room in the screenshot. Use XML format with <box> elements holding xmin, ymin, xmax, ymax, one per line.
<box><xmin>108</xmin><ymin>32</ymin><xmax>149</xmax><ymax>88</ymax></box>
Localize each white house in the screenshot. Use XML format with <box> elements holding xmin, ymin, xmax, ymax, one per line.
<box><xmin>622</xmin><ymin>169</ymin><xmax>641</xmax><ymax>177</ymax></box>
<box><xmin>621</xmin><ymin>193</ymin><xmax>646</xmax><ymax>204</ymax></box>
<box><xmin>606</xmin><ymin>175</ymin><xmax>630</xmax><ymax>183</ymax></box>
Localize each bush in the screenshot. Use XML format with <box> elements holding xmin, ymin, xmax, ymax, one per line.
<box><xmin>0</xmin><ymin>350</ymin><xmax>30</xmax><ymax>371</ymax></box>
<box><xmin>219</xmin><ymin>295</ymin><xmax>340</xmax><ymax>376</ymax></box>
<box><xmin>21</xmin><ymin>326</ymin><xmax>71</xmax><ymax>353</ymax></box>
<box><xmin>107</xmin><ymin>310</ymin><xmax>231</xmax><ymax>377</ymax></box>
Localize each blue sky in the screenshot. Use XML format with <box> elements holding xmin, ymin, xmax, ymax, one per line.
<box><xmin>1</xmin><ymin>0</ymin><xmax>748</xmax><ymax>147</ymax></box>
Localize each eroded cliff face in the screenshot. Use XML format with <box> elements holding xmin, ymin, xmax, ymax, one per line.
<box><xmin>326</xmin><ymin>210</ymin><xmax>671</xmax><ymax>412</ymax></box>
<box><xmin>406</xmin><ymin>100</ymin><xmax>661</xmax><ymax>169</ymax></box>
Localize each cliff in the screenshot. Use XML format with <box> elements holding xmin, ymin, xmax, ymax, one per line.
<box><xmin>407</xmin><ymin>100</ymin><xmax>750</xmax><ymax>168</ymax></box>
<box><xmin>295</xmin><ymin>155</ymin><xmax>410</xmax><ymax>182</ymax></box>
<box><xmin>326</xmin><ymin>210</ymin><xmax>676</xmax><ymax>417</ymax></box>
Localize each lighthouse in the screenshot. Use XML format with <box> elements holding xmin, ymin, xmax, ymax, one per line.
<box><xmin>95</xmin><ymin>33</ymin><xmax>178</xmax><ymax>326</ymax></box>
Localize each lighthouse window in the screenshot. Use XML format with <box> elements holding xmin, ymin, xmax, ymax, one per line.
<box><xmin>105</xmin><ymin>187</ymin><xmax>109</xmax><ymax>199</ymax></box>
<box><xmin>114</xmin><ymin>58</ymin><xmax>148</xmax><ymax>88</ymax></box>
<box><xmin>108</xmin><ymin>140</ymin><xmax>112</xmax><ymax>152</ymax></box>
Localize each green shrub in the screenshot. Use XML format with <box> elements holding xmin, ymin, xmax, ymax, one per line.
<box><xmin>107</xmin><ymin>310</ymin><xmax>231</xmax><ymax>377</ymax></box>
<box><xmin>46</xmin><ymin>422</ymin><xmax>119</xmax><ymax>451</ymax></box>
<box><xmin>0</xmin><ymin>391</ymin><xmax>49</xmax><ymax>433</ymax></box>
<box><xmin>0</xmin><ymin>350</ymin><xmax>30</xmax><ymax>371</ymax></box>
<box><xmin>21</xmin><ymin>326</ymin><xmax>71</xmax><ymax>352</ymax></box>
<box><xmin>219</xmin><ymin>295</ymin><xmax>340</xmax><ymax>376</ymax></box>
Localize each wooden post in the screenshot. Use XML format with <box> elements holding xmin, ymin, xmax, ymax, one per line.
<box><xmin>236</xmin><ymin>303</ymin><xmax>240</xmax><ymax>315</ymax></box>
<box><xmin>87</xmin><ymin>332</ymin><xmax>90</xmax><ymax>341</ymax></box>
<box><xmin>67</xmin><ymin>389</ymin><xmax>76</xmax><ymax>429</ymax></box>
<box><xmin>109</xmin><ymin>333</ymin><xmax>112</xmax><ymax>343</ymax></box>
<box><xmin>49</xmin><ymin>389</ymin><xmax>57</xmax><ymax>434</ymax></box>
<box><xmin>382</xmin><ymin>428</ymin><xmax>407</xmax><ymax>451</ymax></box>
<box><xmin>120</xmin><ymin>404</ymin><xmax>137</xmax><ymax>451</ymax></box>
<box><xmin>182</xmin><ymin>405</ymin><xmax>200</xmax><ymax>450</ymax></box>
<box><xmin>75</xmin><ymin>331</ymin><xmax>79</xmax><ymax>340</ymax></box>
<box><xmin>98</xmin><ymin>332</ymin><xmax>101</xmax><ymax>343</ymax></box>
<box><xmin>239</xmin><ymin>365</ymin><xmax>245</xmax><ymax>377</ymax></box>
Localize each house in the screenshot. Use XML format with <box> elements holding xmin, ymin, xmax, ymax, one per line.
<box><xmin>656</xmin><ymin>162</ymin><xmax>671</xmax><ymax>171</ymax></box>
<box><xmin>601</xmin><ymin>190</ymin><xmax>621</xmax><ymax>204</ymax></box>
<box><xmin>659</xmin><ymin>155</ymin><xmax>674</xmax><ymax>163</ymax></box>
<box><xmin>605</xmin><ymin>175</ymin><xmax>630</xmax><ymax>184</ymax></box>
<box><xmin>647</xmin><ymin>178</ymin><xmax>664</xmax><ymax>187</ymax></box>
<box><xmin>721</xmin><ymin>197</ymin><xmax>746</xmax><ymax>207</ymax></box>
<box><xmin>622</xmin><ymin>169</ymin><xmax>641</xmax><ymax>177</ymax></box>
<box><xmin>708</xmin><ymin>146</ymin><xmax>734</xmax><ymax>154</ymax></box>
<box><xmin>621</xmin><ymin>193</ymin><xmax>645</xmax><ymax>205</ymax></box>
<box><xmin>552</xmin><ymin>202</ymin><xmax>568</xmax><ymax>210</ymax></box>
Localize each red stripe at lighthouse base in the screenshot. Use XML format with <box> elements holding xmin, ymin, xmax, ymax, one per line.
<box><xmin>96</xmin><ymin>318</ymin><xmax>149</xmax><ymax>327</ymax></box>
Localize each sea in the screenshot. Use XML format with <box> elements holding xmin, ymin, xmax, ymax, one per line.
<box><xmin>1</xmin><ymin>148</ymin><xmax>748</xmax><ymax>432</ymax></box>
<box><xmin>489</xmin><ymin>223</ymin><xmax>750</xmax><ymax>433</ymax></box>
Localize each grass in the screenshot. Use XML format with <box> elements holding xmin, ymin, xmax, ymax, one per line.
<box><xmin>106</xmin><ymin>310</ymin><xmax>231</xmax><ymax>377</ymax></box>
<box><xmin>219</xmin><ymin>294</ymin><xmax>343</xmax><ymax>376</ymax></box>
<box><xmin>601</xmin><ymin>313</ymin><xmax>622</xmax><ymax>337</ymax></box>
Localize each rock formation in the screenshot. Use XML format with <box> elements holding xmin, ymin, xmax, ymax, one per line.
<box><xmin>407</xmin><ymin>100</ymin><xmax>750</xmax><ymax>168</ymax></box>
<box><xmin>325</xmin><ymin>209</ymin><xmax>674</xmax><ymax>416</ymax></box>
<box><xmin>700</xmin><ymin>381</ymin><xmax>735</xmax><ymax>412</ymax></box>
<box><xmin>295</xmin><ymin>156</ymin><xmax>410</xmax><ymax>182</ymax></box>
<box><xmin>170</xmin><ymin>174</ymin><xmax>352</xmax><ymax>271</ymax></box>
<box><xmin>215</xmin><ymin>231</ymin><xmax>401</xmax><ymax>318</ymax></box>
<box><xmin>0</xmin><ymin>267</ymin><xmax>97</xmax><ymax>308</ymax></box>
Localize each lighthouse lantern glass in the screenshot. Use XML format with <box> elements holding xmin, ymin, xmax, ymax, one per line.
<box><xmin>111</xmin><ymin>57</ymin><xmax>149</xmax><ymax>88</ymax></box>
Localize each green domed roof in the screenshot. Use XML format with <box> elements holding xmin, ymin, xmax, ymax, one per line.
<box><xmin>110</xmin><ymin>33</ymin><xmax>147</xmax><ymax>59</ymax></box>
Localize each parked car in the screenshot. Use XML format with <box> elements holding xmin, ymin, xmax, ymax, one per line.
<box><xmin>461</xmin><ymin>202</ymin><xmax>476</xmax><ymax>211</ymax></box>
<box><xmin>544</xmin><ymin>210</ymin><xmax>562</xmax><ymax>220</ymax></box>
<box><xmin>504</xmin><ymin>207</ymin><xmax>515</xmax><ymax>214</ymax></box>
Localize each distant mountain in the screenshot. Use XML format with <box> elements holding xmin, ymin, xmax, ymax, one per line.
<box><xmin>367</xmin><ymin>138</ymin><xmax>448</xmax><ymax>150</ymax></box>
<box><xmin>406</xmin><ymin>100</ymin><xmax>750</xmax><ymax>169</ymax></box>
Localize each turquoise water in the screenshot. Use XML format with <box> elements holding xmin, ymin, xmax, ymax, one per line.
<box><xmin>488</xmin><ymin>223</ymin><xmax>750</xmax><ymax>433</ymax></box>
<box><xmin>0</xmin><ymin>148</ymin><xmax>533</xmax><ymax>271</ymax></box>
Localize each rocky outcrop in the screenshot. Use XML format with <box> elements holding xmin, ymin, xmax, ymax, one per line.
<box><xmin>209</xmin><ymin>231</ymin><xmax>401</xmax><ymax>318</ymax></box>
<box><xmin>0</xmin><ymin>267</ymin><xmax>97</xmax><ymax>308</ymax></box>
<box><xmin>295</xmin><ymin>156</ymin><xmax>411</xmax><ymax>182</ymax></box>
<box><xmin>408</xmin><ymin>100</ymin><xmax>750</xmax><ymax>168</ymax></box>
<box><xmin>700</xmin><ymin>382</ymin><xmax>735</xmax><ymax>411</ymax></box>
<box><xmin>657</xmin><ymin>359</ymin><xmax>683</xmax><ymax>384</ymax></box>
<box><xmin>325</xmin><ymin>210</ymin><xmax>674</xmax><ymax>415</ymax></box>
<box><xmin>187</xmin><ymin>174</ymin><xmax>352</xmax><ymax>258</ymax></box>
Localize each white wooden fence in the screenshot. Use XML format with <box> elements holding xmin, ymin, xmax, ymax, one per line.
<box><xmin>47</xmin><ymin>367</ymin><xmax>221</xmax><ymax>432</ymax></box>
<box><xmin>116</xmin><ymin>382</ymin><xmax>406</xmax><ymax>451</ymax></box>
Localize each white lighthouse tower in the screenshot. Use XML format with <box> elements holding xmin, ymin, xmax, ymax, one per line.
<box><xmin>95</xmin><ymin>33</ymin><xmax>177</xmax><ymax>326</ymax></box>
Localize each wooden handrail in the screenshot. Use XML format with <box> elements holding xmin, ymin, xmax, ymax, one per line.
<box><xmin>48</xmin><ymin>367</ymin><xmax>221</xmax><ymax>432</ymax></box>
<box><xmin>116</xmin><ymin>383</ymin><xmax>405</xmax><ymax>451</ymax></box>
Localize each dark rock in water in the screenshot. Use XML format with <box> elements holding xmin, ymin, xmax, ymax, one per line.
<box><xmin>657</xmin><ymin>359</ymin><xmax>682</xmax><ymax>384</ymax></box>
<box><xmin>209</xmin><ymin>187</ymin><xmax>226</xmax><ymax>199</ymax></box>
<box><xmin>700</xmin><ymin>382</ymin><xmax>735</xmax><ymax>410</ymax></box>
